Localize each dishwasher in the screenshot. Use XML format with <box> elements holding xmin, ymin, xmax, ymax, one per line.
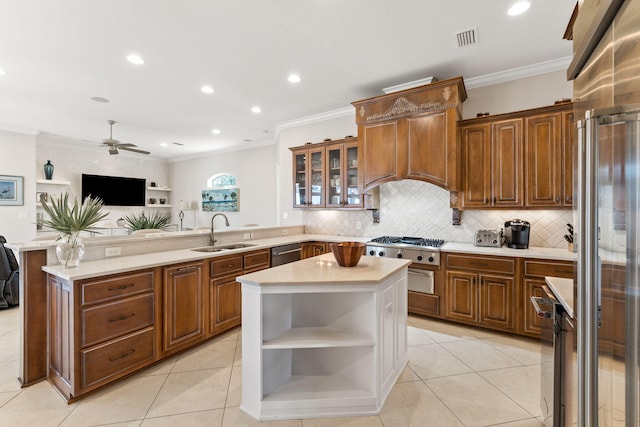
<box><xmin>270</xmin><ymin>243</ymin><xmax>302</xmax><ymax>267</ymax></box>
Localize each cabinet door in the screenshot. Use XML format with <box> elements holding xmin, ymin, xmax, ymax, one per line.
<box><xmin>406</xmin><ymin>110</ymin><xmax>457</xmax><ymax>189</ymax></box>
<box><xmin>492</xmin><ymin>118</ymin><xmax>524</xmax><ymax>207</ymax></box>
<box><xmin>522</xmin><ymin>278</ymin><xmax>547</xmax><ymax>337</ymax></box>
<box><xmin>163</xmin><ymin>262</ymin><xmax>204</xmax><ymax>354</ymax></box>
<box><xmin>479</xmin><ymin>274</ymin><xmax>514</xmax><ymax>331</ymax></box>
<box><xmin>209</xmin><ymin>275</ymin><xmax>241</xmax><ymax>335</ymax></box>
<box><xmin>343</xmin><ymin>140</ymin><xmax>362</xmax><ymax>208</ymax></box>
<box><xmin>308</xmin><ymin>147</ymin><xmax>325</xmax><ymax>208</ymax></box>
<box><xmin>301</xmin><ymin>242</ymin><xmax>328</xmax><ymax>259</ymax></box>
<box><xmin>445</xmin><ymin>271</ymin><xmax>477</xmax><ymax>323</ymax></box>
<box><xmin>359</xmin><ymin>121</ymin><xmax>401</xmax><ymax>190</ymax></box>
<box><xmin>460</xmin><ymin>123</ymin><xmax>491</xmax><ymax>208</ymax></box>
<box><xmin>525</xmin><ymin>112</ymin><xmax>563</xmax><ymax>207</ymax></box>
<box><xmin>292</xmin><ymin>149</ymin><xmax>308</xmax><ymax>208</ymax></box>
<box><xmin>562</xmin><ymin>111</ymin><xmax>575</xmax><ymax>207</ymax></box>
<box><xmin>326</xmin><ymin>144</ymin><xmax>343</xmax><ymax>208</ymax></box>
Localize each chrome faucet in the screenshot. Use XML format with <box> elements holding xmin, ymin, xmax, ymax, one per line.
<box><xmin>210</xmin><ymin>213</ymin><xmax>230</xmax><ymax>246</ymax></box>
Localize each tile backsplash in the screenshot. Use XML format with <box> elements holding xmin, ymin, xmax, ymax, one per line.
<box><xmin>303</xmin><ymin>180</ymin><xmax>573</xmax><ymax>249</ymax></box>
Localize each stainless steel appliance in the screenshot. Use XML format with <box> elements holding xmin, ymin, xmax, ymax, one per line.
<box><xmin>474</xmin><ymin>229</ymin><xmax>504</xmax><ymax>247</ymax></box>
<box><xmin>571</xmin><ymin>1</ymin><xmax>640</xmax><ymax>424</ymax></box>
<box><xmin>504</xmin><ymin>219</ymin><xmax>530</xmax><ymax>249</ymax></box>
<box><xmin>365</xmin><ymin>236</ymin><xmax>443</xmax><ymax>294</ymax></box>
<box><xmin>270</xmin><ymin>243</ymin><xmax>302</xmax><ymax>267</ymax></box>
<box><xmin>531</xmin><ymin>286</ymin><xmax>577</xmax><ymax>426</ymax></box>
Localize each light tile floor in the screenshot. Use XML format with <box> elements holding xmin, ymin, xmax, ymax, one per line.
<box><xmin>0</xmin><ymin>306</ymin><xmax>545</xmax><ymax>426</ymax></box>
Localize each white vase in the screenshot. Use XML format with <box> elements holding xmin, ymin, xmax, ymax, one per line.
<box><xmin>56</xmin><ymin>233</ymin><xmax>85</xmax><ymax>268</ymax></box>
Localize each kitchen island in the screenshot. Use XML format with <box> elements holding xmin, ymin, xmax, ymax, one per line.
<box><xmin>237</xmin><ymin>253</ymin><xmax>410</xmax><ymax>420</ymax></box>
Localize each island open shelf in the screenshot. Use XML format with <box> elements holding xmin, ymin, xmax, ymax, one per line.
<box><xmin>237</xmin><ymin>253</ymin><xmax>410</xmax><ymax>420</ymax></box>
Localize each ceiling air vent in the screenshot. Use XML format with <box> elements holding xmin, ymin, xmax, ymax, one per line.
<box><xmin>456</xmin><ymin>27</ymin><xmax>477</xmax><ymax>47</ymax></box>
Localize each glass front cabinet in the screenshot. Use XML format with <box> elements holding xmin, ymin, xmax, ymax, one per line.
<box><xmin>291</xmin><ymin>137</ymin><xmax>361</xmax><ymax>209</ymax></box>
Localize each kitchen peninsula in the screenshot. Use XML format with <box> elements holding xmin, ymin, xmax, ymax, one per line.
<box><xmin>237</xmin><ymin>253</ymin><xmax>410</xmax><ymax>420</ymax></box>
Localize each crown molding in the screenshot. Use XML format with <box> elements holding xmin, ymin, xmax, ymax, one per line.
<box><xmin>464</xmin><ymin>56</ymin><xmax>572</xmax><ymax>89</ymax></box>
<box><xmin>276</xmin><ymin>106</ymin><xmax>355</xmax><ymax>131</ymax></box>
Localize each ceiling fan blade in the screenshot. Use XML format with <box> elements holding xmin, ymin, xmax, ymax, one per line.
<box><xmin>102</xmin><ymin>138</ymin><xmax>120</xmax><ymax>145</ymax></box>
<box><xmin>115</xmin><ymin>143</ymin><xmax>137</xmax><ymax>148</ymax></box>
<box><xmin>120</xmin><ymin>146</ymin><xmax>150</xmax><ymax>155</ymax></box>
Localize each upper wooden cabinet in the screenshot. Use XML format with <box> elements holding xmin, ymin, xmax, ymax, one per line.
<box><xmin>352</xmin><ymin>77</ymin><xmax>466</xmax><ymax>192</ymax></box>
<box><xmin>290</xmin><ymin>137</ymin><xmax>363</xmax><ymax>209</ymax></box>
<box><xmin>456</xmin><ymin>102</ymin><xmax>573</xmax><ymax>210</ymax></box>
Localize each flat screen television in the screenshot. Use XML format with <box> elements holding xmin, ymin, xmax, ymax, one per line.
<box><xmin>82</xmin><ymin>174</ymin><xmax>146</xmax><ymax>206</ymax></box>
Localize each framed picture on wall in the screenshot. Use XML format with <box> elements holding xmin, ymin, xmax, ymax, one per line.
<box><xmin>36</xmin><ymin>192</ymin><xmax>49</xmax><ymax>203</ymax></box>
<box><xmin>201</xmin><ymin>187</ymin><xmax>239</xmax><ymax>212</ymax></box>
<box><xmin>0</xmin><ymin>175</ymin><xmax>24</xmax><ymax>206</ymax></box>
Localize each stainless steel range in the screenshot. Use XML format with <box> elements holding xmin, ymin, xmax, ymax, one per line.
<box><xmin>365</xmin><ymin>236</ymin><xmax>444</xmax><ymax>266</ymax></box>
<box><xmin>366</xmin><ymin>236</ymin><xmax>444</xmax><ymax>296</ymax></box>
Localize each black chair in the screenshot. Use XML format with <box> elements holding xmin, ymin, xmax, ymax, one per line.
<box><xmin>0</xmin><ymin>235</ymin><xmax>19</xmax><ymax>308</ymax></box>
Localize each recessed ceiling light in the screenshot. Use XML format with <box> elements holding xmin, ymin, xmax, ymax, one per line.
<box><xmin>251</xmin><ymin>106</ymin><xmax>262</xmax><ymax>114</ymax></box>
<box><xmin>243</xmin><ymin>139</ymin><xmax>253</xmax><ymax>143</ymax></box>
<box><xmin>90</xmin><ymin>96</ymin><xmax>109</xmax><ymax>103</ymax></box>
<box><xmin>160</xmin><ymin>142</ymin><xmax>168</xmax><ymax>147</ymax></box>
<box><xmin>508</xmin><ymin>1</ymin><xmax>530</xmax><ymax>16</ymax></box>
<box><xmin>0</xmin><ymin>67</ymin><xmax>6</xmax><ymax>76</ymax></box>
<box><xmin>201</xmin><ymin>85</ymin><xmax>214</xmax><ymax>94</ymax></box>
<box><xmin>211</xmin><ymin>129</ymin><xmax>221</xmax><ymax>135</ymax></box>
<box><xmin>288</xmin><ymin>74</ymin><xmax>301</xmax><ymax>83</ymax></box>
<box><xmin>127</xmin><ymin>54</ymin><xmax>144</xmax><ymax>65</ymax></box>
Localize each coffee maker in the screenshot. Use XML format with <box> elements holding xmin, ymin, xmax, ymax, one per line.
<box><xmin>504</xmin><ymin>219</ymin><xmax>530</xmax><ymax>249</ymax></box>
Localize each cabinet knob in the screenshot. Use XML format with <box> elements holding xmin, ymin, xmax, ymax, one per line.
<box><xmin>485</xmin><ymin>198</ymin><xmax>489</xmax><ymax>204</ymax></box>
<box><xmin>493</xmin><ymin>197</ymin><xmax>496</xmax><ymax>204</ymax></box>
<box><xmin>565</xmin><ymin>196</ymin><xmax>571</xmax><ymax>202</ymax></box>
<box><xmin>556</xmin><ymin>196</ymin><xmax>560</xmax><ymax>202</ymax></box>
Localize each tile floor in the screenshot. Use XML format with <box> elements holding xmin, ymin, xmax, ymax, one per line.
<box><xmin>0</xmin><ymin>306</ymin><xmax>545</xmax><ymax>426</ymax></box>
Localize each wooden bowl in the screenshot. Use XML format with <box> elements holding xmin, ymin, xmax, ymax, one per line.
<box><xmin>330</xmin><ymin>242</ymin><xmax>365</xmax><ymax>267</ymax></box>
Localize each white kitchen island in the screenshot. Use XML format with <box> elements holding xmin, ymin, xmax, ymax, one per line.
<box><xmin>237</xmin><ymin>253</ymin><xmax>410</xmax><ymax>421</ymax></box>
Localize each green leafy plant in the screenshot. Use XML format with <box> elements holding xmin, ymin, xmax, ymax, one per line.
<box><xmin>40</xmin><ymin>193</ymin><xmax>108</xmax><ymax>236</ymax></box>
<box><xmin>123</xmin><ymin>211</ymin><xmax>171</xmax><ymax>231</ymax></box>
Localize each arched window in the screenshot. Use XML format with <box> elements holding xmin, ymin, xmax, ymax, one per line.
<box><xmin>207</xmin><ymin>173</ymin><xmax>236</xmax><ymax>188</ymax></box>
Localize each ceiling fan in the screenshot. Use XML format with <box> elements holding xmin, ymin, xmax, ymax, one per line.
<box><xmin>101</xmin><ymin>120</ymin><xmax>150</xmax><ymax>155</ymax></box>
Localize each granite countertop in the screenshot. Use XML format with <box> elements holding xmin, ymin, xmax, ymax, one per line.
<box><xmin>545</xmin><ymin>276</ymin><xmax>574</xmax><ymax>318</ymax></box>
<box><xmin>237</xmin><ymin>253</ymin><xmax>411</xmax><ymax>287</ymax></box>
<box><xmin>442</xmin><ymin>242</ymin><xmax>576</xmax><ymax>261</ymax></box>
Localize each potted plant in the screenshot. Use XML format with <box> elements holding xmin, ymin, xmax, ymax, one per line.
<box><xmin>40</xmin><ymin>193</ymin><xmax>108</xmax><ymax>267</ymax></box>
<box><xmin>123</xmin><ymin>211</ymin><xmax>171</xmax><ymax>231</ymax></box>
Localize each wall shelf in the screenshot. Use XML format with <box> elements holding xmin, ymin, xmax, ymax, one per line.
<box><xmin>147</xmin><ymin>187</ymin><xmax>172</xmax><ymax>191</ymax></box>
<box><xmin>146</xmin><ymin>204</ymin><xmax>172</xmax><ymax>208</ymax></box>
<box><xmin>36</xmin><ymin>179</ymin><xmax>71</xmax><ymax>186</ymax></box>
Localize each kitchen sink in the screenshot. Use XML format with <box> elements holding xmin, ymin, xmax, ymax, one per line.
<box><xmin>190</xmin><ymin>243</ymin><xmax>256</xmax><ymax>253</ymax></box>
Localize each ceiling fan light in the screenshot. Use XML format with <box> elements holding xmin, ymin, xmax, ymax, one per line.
<box><xmin>109</xmin><ymin>147</ymin><xmax>119</xmax><ymax>155</ymax></box>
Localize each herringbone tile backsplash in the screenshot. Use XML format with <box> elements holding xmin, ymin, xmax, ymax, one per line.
<box><xmin>303</xmin><ymin>180</ymin><xmax>573</xmax><ymax>249</ymax></box>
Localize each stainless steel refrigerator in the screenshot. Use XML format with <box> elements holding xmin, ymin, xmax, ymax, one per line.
<box><xmin>570</xmin><ymin>0</ymin><xmax>640</xmax><ymax>425</ymax></box>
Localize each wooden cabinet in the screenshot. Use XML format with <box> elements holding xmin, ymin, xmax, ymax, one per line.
<box><xmin>163</xmin><ymin>262</ymin><xmax>205</xmax><ymax>355</ymax></box>
<box><xmin>456</xmin><ymin>102</ymin><xmax>573</xmax><ymax>210</ymax></box>
<box><xmin>208</xmin><ymin>249</ymin><xmax>271</xmax><ymax>335</ymax></box>
<box><xmin>291</xmin><ymin>137</ymin><xmax>362</xmax><ymax>209</ymax></box>
<box><xmin>291</xmin><ymin>145</ymin><xmax>325</xmax><ymax>208</ymax></box>
<box><xmin>459</xmin><ymin>119</ymin><xmax>524</xmax><ymax>208</ymax></box>
<box><xmin>301</xmin><ymin>241</ymin><xmax>329</xmax><ymax>259</ymax></box>
<box><xmin>48</xmin><ymin>269</ymin><xmax>159</xmax><ymax>401</ymax></box>
<box><xmin>352</xmin><ymin>77</ymin><xmax>466</xmax><ymax>192</ymax></box>
<box><xmin>520</xmin><ymin>259</ymin><xmax>575</xmax><ymax>338</ymax></box>
<box><xmin>408</xmin><ymin>266</ymin><xmax>443</xmax><ymax>319</ymax></box>
<box><xmin>444</xmin><ymin>253</ymin><xmax>517</xmax><ymax>332</ymax></box>
<box><xmin>326</xmin><ymin>139</ymin><xmax>362</xmax><ymax>208</ymax></box>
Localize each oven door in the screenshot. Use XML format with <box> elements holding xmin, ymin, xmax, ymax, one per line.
<box><xmin>407</xmin><ymin>268</ymin><xmax>434</xmax><ymax>294</ymax></box>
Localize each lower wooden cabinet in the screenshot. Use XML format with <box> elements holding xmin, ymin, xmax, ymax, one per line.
<box><xmin>301</xmin><ymin>241</ymin><xmax>329</xmax><ymax>259</ymax></box>
<box><xmin>163</xmin><ymin>262</ymin><xmax>205</xmax><ymax>355</ymax></box>
<box><xmin>48</xmin><ymin>269</ymin><xmax>159</xmax><ymax>401</ymax></box>
<box><xmin>444</xmin><ymin>253</ymin><xmax>517</xmax><ymax>332</ymax></box>
<box><xmin>520</xmin><ymin>259</ymin><xmax>575</xmax><ymax>338</ymax></box>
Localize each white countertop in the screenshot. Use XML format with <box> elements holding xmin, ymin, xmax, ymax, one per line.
<box><xmin>545</xmin><ymin>276</ymin><xmax>575</xmax><ymax>319</ymax></box>
<box><xmin>238</xmin><ymin>253</ymin><xmax>411</xmax><ymax>286</ymax></box>
<box><xmin>442</xmin><ymin>242</ymin><xmax>576</xmax><ymax>261</ymax></box>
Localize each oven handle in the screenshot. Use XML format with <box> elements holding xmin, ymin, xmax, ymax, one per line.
<box><xmin>530</xmin><ymin>296</ymin><xmax>555</xmax><ymax>318</ymax></box>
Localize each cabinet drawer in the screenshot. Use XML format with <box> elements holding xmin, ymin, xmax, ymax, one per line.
<box><xmin>244</xmin><ymin>250</ymin><xmax>270</xmax><ymax>272</ymax></box>
<box><xmin>80</xmin><ymin>271</ymin><xmax>154</xmax><ymax>305</ymax></box>
<box><xmin>210</xmin><ymin>255</ymin><xmax>243</xmax><ymax>278</ymax></box>
<box><xmin>80</xmin><ymin>293</ymin><xmax>154</xmax><ymax>347</ymax></box>
<box><xmin>81</xmin><ymin>327</ymin><xmax>156</xmax><ymax>389</ymax></box>
<box><xmin>524</xmin><ymin>260</ymin><xmax>574</xmax><ymax>278</ymax></box>
<box><xmin>446</xmin><ymin>254</ymin><xmax>515</xmax><ymax>274</ymax></box>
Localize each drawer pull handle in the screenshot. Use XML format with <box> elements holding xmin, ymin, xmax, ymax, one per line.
<box><xmin>177</xmin><ymin>266</ymin><xmax>196</xmax><ymax>271</ymax></box>
<box><xmin>109</xmin><ymin>349</ymin><xmax>135</xmax><ymax>361</ymax></box>
<box><xmin>108</xmin><ymin>283</ymin><xmax>134</xmax><ymax>291</ymax></box>
<box><xmin>109</xmin><ymin>313</ymin><xmax>136</xmax><ymax>323</ymax></box>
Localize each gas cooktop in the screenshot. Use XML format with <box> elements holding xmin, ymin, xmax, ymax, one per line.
<box><xmin>368</xmin><ymin>236</ymin><xmax>445</xmax><ymax>248</ymax></box>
